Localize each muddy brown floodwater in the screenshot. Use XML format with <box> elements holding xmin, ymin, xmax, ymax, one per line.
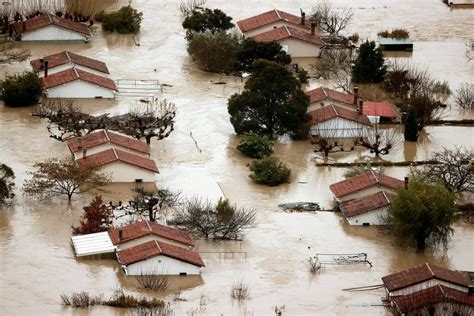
<box><xmin>1</xmin><ymin>0</ymin><xmax>473</xmax><ymax>315</ymax></box>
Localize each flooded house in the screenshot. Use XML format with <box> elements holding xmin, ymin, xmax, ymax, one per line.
<box><xmin>339</xmin><ymin>191</ymin><xmax>393</xmax><ymax>226</ymax></box>
<box><xmin>70</xmin><ymin>232</ymin><xmax>117</xmax><ymax>259</ymax></box>
<box><xmin>306</xmin><ymin>87</ymin><xmax>359</xmax><ymax>112</ymax></box>
<box><xmin>11</xmin><ymin>14</ymin><xmax>91</xmax><ymax>42</ymax></box>
<box><xmin>378</xmin><ymin>37</ymin><xmax>413</xmax><ymax>52</ymax></box>
<box><xmin>236</xmin><ymin>9</ymin><xmax>311</xmax><ymax>38</ymax></box>
<box><xmin>116</xmin><ymin>240</ymin><xmax>205</xmax><ymax>276</ymax></box>
<box><xmin>30</xmin><ymin>51</ymin><xmax>110</xmax><ymax>77</ymax></box>
<box><xmin>67</xmin><ymin>130</ymin><xmax>150</xmax><ymax>160</ymax></box>
<box><xmin>360</xmin><ymin>100</ymin><xmax>398</xmax><ymax>123</ymax></box>
<box><xmin>329</xmin><ymin>171</ymin><xmax>405</xmax><ymax>203</ymax></box>
<box><xmin>76</xmin><ymin>148</ymin><xmax>158</xmax><ymax>183</ymax></box>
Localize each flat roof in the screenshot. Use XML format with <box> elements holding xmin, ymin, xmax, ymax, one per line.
<box><xmin>71</xmin><ymin>232</ymin><xmax>116</xmax><ymax>257</ymax></box>
<box><xmin>379</xmin><ymin>37</ymin><xmax>413</xmax><ymax>45</ymax></box>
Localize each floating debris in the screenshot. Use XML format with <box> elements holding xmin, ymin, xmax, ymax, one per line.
<box><xmin>278</xmin><ymin>202</ymin><xmax>321</xmax><ymax>212</ymax></box>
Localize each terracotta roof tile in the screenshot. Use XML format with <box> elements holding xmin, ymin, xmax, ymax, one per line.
<box><xmin>31</xmin><ymin>51</ymin><xmax>109</xmax><ymax>74</ymax></box>
<box><xmin>382</xmin><ymin>263</ymin><xmax>469</xmax><ymax>292</ymax></box>
<box><xmin>340</xmin><ymin>191</ymin><xmax>393</xmax><ymax>218</ymax></box>
<box><xmin>392</xmin><ymin>285</ymin><xmax>474</xmax><ymax>313</ymax></box>
<box><xmin>362</xmin><ymin>101</ymin><xmax>397</xmax><ymax>119</ymax></box>
<box><xmin>116</xmin><ymin>240</ymin><xmax>205</xmax><ymax>267</ymax></box>
<box><xmin>306</xmin><ymin>87</ymin><xmax>356</xmax><ymax>106</ymax></box>
<box><xmin>42</xmin><ymin>67</ymin><xmax>117</xmax><ymax>91</ymax></box>
<box><xmin>252</xmin><ymin>25</ymin><xmax>324</xmax><ymax>46</ymax></box>
<box><xmin>67</xmin><ymin>130</ymin><xmax>150</xmax><ymax>155</ymax></box>
<box><xmin>308</xmin><ymin>104</ymin><xmax>372</xmax><ymax>126</ymax></box>
<box><xmin>237</xmin><ymin>9</ymin><xmax>310</xmax><ymax>33</ymax></box>
<box><xmin>13</xmin><ymin>14</ymin><xmax>91</xmax><ymax>36</ymax></box>
<box><xmin>330</xmin><ymin>171</ymin><xmax>404</xmax><ymax>198</ymax></box>
<box><xmin>76</xmin><ymin>148</ymin><xmax>158</xmax><ymax>173</ymax></box>
<box><xmin>108</xmin><ymin>220</ymin><xmax>194</xmax><ymax>247</ymax></box>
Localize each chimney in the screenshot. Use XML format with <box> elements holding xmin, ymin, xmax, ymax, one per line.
<box><xmin>353</xmin><ymin>86</ymin><xmax>359</xmax><ymax>106</ymax></box>
<box><xmin>118</xmin><ymin>229</ymin><xmax>123</xmax><ymax>240</ymax></box>
<box><xmin>310</xmin><ymin>22</ymin><xmax>316</xmax><ymax>35</ymax></box>
<box><xmin>404</xmin><ymin>177</ymin><xmax>409</xmax><ymax>189</ymax></box>
<box><xmin>358</xmin><ymin>99</ymin><xmax>364</xmax><ymax>114</ymax></box>
<box><xmin>43</xmin><ymin>59</ymin><xmax>49</xmax><ymax>77</ymax></box>
<box><xmin>22</xmin><ymin>21</ymin><xmax>26</xmax><ymax>32</ymax></box>
<box><xmin>301</xmin><ymin>11</ymin><xmax>306</xmax><ymax>25</ymax></box>
<box><xmin>82</xmin><ymin>148</ymin><xmax>87</xmax><ymax>158</ymax></box>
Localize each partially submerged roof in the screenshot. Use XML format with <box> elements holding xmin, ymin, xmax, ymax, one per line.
<box><xmin>71</xmin><ymin>232</ymin><xmax>116</xmax><ymax>257</ymax></box>
<box><xmin>76</xmin><ymin>148</ymin><xmax>159</xmax><ymax>173</ymax></box>
<box><xmin>308</xmin><ymin>104</ymin><xmax>372</xmax><ymax>126</ymax></box>
<box><xmin>340</xmin><ymin>191</ymin><xmax>393</xmax><ymax>218</ymax></box>
<box><xmin>382</xmin><ymin>262</ymin><xmax>469</xmax><ymax>292</ymax></box>
<box><xmin>108</xmin><ymin>220</ymin><xmax>194</xmax><ymax>247</ymax></box>
<box><xmin>252</xmin><ymin>25</ymin><xmax>324</xmax><ymax>46</ymax></box>
<box><xmin>379</xmin><ymin>37</ymin><xmax>413</xmax><ymax>45</ymax></box>
<box><xmin>362</xmin><ymin>101</ymin><xmax>397</xmax><ymax>119</ymax></box>
<box><xmin>237</xmin><ymin>9</ymin><xmax>310</xmax><ymax>33</ymax></box>
<box><xmin>31</xmin><ymin>51</ymin><xmax>109</xmax><ymax>74</ymax></box>
<box><xmin>116</xmin><ymin>240</ymin><xmax>205</xmax><ymax>267</ymax></box>
<box><xmin>42</xmin><ymin>68</ymin><xmax>117</xmax><ymax>91</ymax></box>
<box><xmin>306</xmin><ymin>87</ymin><xmax>355</xmax><ymax>106</ymax></box>
<box><xmin>67</xmin><ymin>130</ymin><xmax>150</xmax><ymax>155</ymax></box>
<box><xmin>392</xmin><ymin>284</ymin><xmax>474</xmax><ymax>314</ymax></box>
<box><xmin>330</xmin><ymin>171</ymin><xmax>404</xmax><ymax>199</ymax></box>
<box><xmin>12</xmin><ymin>14</ymin><xmax>91</xmax><ymax>36</ymax></box>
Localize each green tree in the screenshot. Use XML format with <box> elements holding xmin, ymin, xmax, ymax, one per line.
<box><xmin>0</xmin><ymin>163</ymin><xmax>15</xmax><ymax>203</ymax></box>
<box><xmin>98</xmin><ymin>6</ymin><xmax>143</xmax><ymax>34</ymax></box>
<box><xmin>235</xmin><ymin>39</ymin><xmax>291</xmax><ymax>73</ymax></box>
<box><xmin>404</xmin><ymin>109</ymin><xmax>418</xmax><ymax>141</ymax></box>
<box><xmin>388</xmin><ymin>173</ymin><xmax>457</xmax><ymax>250</ymax></box>
<box><xmin>187</xmin><ymin>32</ymin><xmax>239</xmax><ymax>73</ymax></box>
<box><xmin>228</xmin><ymin>60</ymin><xmax>310</xmax><ymax>137</ymax></box>
<box><xmin>351</xmin><ymin>40</ymin><xmax>386</xmax><ymax>83</ymax></box>
<box><xmin>182</xmin><ymin>8</ymin><xmax>233</xmax><ymax>38</ymax></box>
<box><xmin>249</xmin><ymin>156</ymin><xmax>290</xmax><ymax>186</ymax></box>
<box><xmin>0</xmin><ymin>72</ymin><xmax>42</xmax><ymax>107</ymax></box>
<box><xmin>237</xmin><ymin>133</ymin><xmax>274</xmax><ymax>159</ymax></box>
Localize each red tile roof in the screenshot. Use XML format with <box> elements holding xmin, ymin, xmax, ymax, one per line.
<box><xmin>12</xmin><ymin>14</ymin><xmax>91</xmax><ymax>36</ymax></box>
<box><xmin>306</xmin><ymin>87</ymin><xmax>355</xmax><ymax>106</ymax></box>
<box><xmin>116</xmin><ymin>240</ymin><xmax>205</xmax><ymax>267</ymax></box>
<box><xmin>330</xmin><ymin>171</ymin><xmax>404</xmax><ymax>199</ymax></box>
<box><xmin>308</xmin><ymin>104</ymin><xmax>372</xmax><ymax>126</ymax></box>
<box><xmin>382</xmin><ymin>263</ymin><xmax>469</xmax><ymax>292</ymax></box>
<box><xmin>392</xmin><ymin>285</ymin><xmax>474</xmax><ymax>314</ymax></box>
<box><xmin>31</xmin><ymin>51</ymin><xmax>109</xmax><ymax>74</ymax></box>
<box><xmin>340</xmin><ymin>191</ymin><xmax>393</xmax><ymax>218</ymax></box>
<box><xmin>77</xmin><ymin>148</ymin><xmax>158</xmax><ymax>173</ymax></box>
<box><xmin>362</xmin><ymin>101</ymin><xmax>397</xmax><ymax>119</ymax></box>
<box><xmin>42</xmin><ymin>67</ymin><xmax>117</xmax><ymax>91</ymax></box>
<box><xmin>67</xmin><ymin>130</ymin><xmax>150</xmax><ymax>155</ymax></box>
<box><xmin>108</xmin><ymin>220</ymin><xmax>194</xmax><ymax>247</ymax></box>
<box><xmin>252</xmin><ymin>25</ymin><xmax>324</xmax><ymax>46</ymax></box>
<box><xmin>237</xmin><ymin>9</ymin><xmax>310</xmax><ymax>33</ymax></box>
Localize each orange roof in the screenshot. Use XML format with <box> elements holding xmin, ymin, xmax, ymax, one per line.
<box><xmin>340</xmin><ymin>191</ymin><xmax>393</xmax><ymax>217</ymax></box>
<box><xmin>31</xmin><ymin>51</ymin><xmax>109</xmax><ymax>74</ymax></box>
<box><xmin>77</xmin><ymin>148</ymin><xmax>158</xmax><ymax>173</ymax></box>
<box><xmin>308</xmin><ymin>104</ymin><xmax>372</xmax><ymax>126</ymax></box>
<box><xmin>67</xmin><ymin>130</ymin><xmax>150</xmax><ymax>155</ymax></box>
<box><xmin>12</xmin><ymin>14</ymin><xmax>91</xmax><ymax>36</ymax></box>
<box><xmin>306</xmin><ymin>87</ymin><xmax>355</xmax><ymax>106</ymax></box>
<box><xmin>362</xmin><ymin>101</ymin><xmax>397</xmax><ymax>118</ymax></box>
<box><xmin>330</xmin><ymin>171</ymin><xmax>404</xmax><ymax>198</ymax></box>
<box><xmin>237</xmin><ymin>9</ymin><xmax>310</xmax><ymax>33</ymax></box>
<box><xmin>392</xmin><ymin>285</ymin><xmax>474</xmax><ymax>314</ymax></box>
<box><xmin>108</xmin><ymin>220</ymin><xmax>194</xmax><ymax>247</ymax></box>
<box><xmin>42</xmin><ymin>67</ymin><xmax>117</xmax><ymax>91</ymax></box>
<box><xmin>382</xmin><ymin>263</ymin><xmax>469</xmax><ymax>292</ymax></box>
<box><xmin>252</xmin><ymin>25</ymin><xmax>324</xmax><ymax>46</ymax></box>
<box><xmin>116</xmin><ymin>240</ymin><xmax>205</xmax><ymax>267</ymax></box>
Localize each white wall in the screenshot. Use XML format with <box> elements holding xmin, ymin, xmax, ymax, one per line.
<box><xmin>389</xmin><ymin>279</ymin><xmax>468</xmax><ymax>297</ymax></box>
<box><xmin>45</xmin><ymin>80</ymin><xmax>115</xmax><ymax>99</ymax></box>
<box><xmin>39</xmin><ymin>64</ymin><xmax>108</xmax><ymax>77</ymax></box>
<box><xmin>117</xmin><ymin>235</ymin><xmax>193</xmax><ymax>250</ymax></box>
<box><xmin>345</xmin><ymin>206</ymin><xmax>389</xmax><ymax>226</ymax></box>
<box><xmin>243</xmin><ymin>21</ymin><xmax>309</xmax><ymax>38</ymax></box>
<box><xmin>73</xmin><ymin>143</ymin><xmax>149</xmax><ymax>159</ymax></box>
<box><xmin>124</xmin><ymin>255</ymin><xmax>201</xmax><ymax>275</ymax></box>
<box><xmin>310</xmin><ymin>117</ymin><xmax>368</xmax><ymax>138</ymax></box>
<box><xmin>279</xmin><ymin>38</ymin><xmax>321</xmax><ymax>58</ymax></box>
<box><xmin>100</xmin><ymin>161</ymin><xmax>156</xmax><ymax>183</ymax></box>
<box><xmin>336</xmin><ymin>186</ymin><xmax>397</xmax><ymax>202</ymax></box>
<box><xmin>21</xmin><ymin>25</ymin><xmax>88</xmax><ymax>42</ymax></box>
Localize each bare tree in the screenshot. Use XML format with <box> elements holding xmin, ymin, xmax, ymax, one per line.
<box><xmin>311</xmin><ymin>2</ymin><xmax>353</xmax><ymax>36</ymax></box>
<box><xmin>355</xmin><ymin>125</ymin><xmax>401</xmax><ymax>156</ymax></box>
<box><xmin>0</xmin><ymin>45</ymin><xmax>30</xmax><ymax>65</ymax></box>
<box><xmin>312</xmin><ymin>47</ymin><xmax>354</xmax><ymax>93</ymax></box>
<box><xmin>178</xmin><ymin>0</ymin><xmax>207</xmax><ymax>16</ymax></box>
<box><xmin>307</xmin><ymin>256</ymin><xmax>321</xmax><ymax>274</ymax></box>
<box><xmin>310</xmin><ymin>120</ymin><xmax>360</xmax><ymax>157</ymax></box>
<box><xmin>231</xmin><ymin>279</ymin><xmax>250</xmax><ymax>301</ymax></box>
<box><xmin>136</xmin><ymin>272</ymin><xmax>169</xmax><ymax>291</ymax></box>
<box><xmin>23</xmin><ymin>158</ymin><xmax>110</xmax><ymax>201</ymax></box>
<box><xmin>454</xmin><ymin>83</ymin><xmax>474</xmax><ymax>109</ymax></box>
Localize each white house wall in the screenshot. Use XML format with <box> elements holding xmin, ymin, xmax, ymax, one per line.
<box><xmin>337</xmin><ymin>186</ymin><xmax>397</xmax><ymax>202</ymax></box>
<box><xmin>310</xmin><ymin>117</ymin><xmax>369</xmax><ymax>138</ymax></box>
<box><xmin>72</xmin><ymin>143</ymin><xmax>149</xmax><ymax>160</ymax></box>
<box><xmin>389</xmin><ymin>279</ymin><xmax>468</xmax><ymax>297</ymax></box>
<box><xmin>124</xmin><ymin>255</ymin><xmax>201</xmax><ymax>275</ymax></box>
<box><xmin>100</xmin><ymin>161</ymin><xmax>156</xmax><ymax>183</ymax></box>
<box><xmin>45</xmin><ymin>80</ymin><xmax>115</xmax><ymax>99</ymax></box>
<box><xmin>279</xmin><ymin>38</ymin><xmax>321</xmax><ymax>58</ymax></box>
<box><xmin>39</xmin><ymin>64</ymin><xmax>109</xmax><ymax>77</ymax></box>
<box><xmin>117</xmin><ymin>235</ymin><xmax>193</xmax><ymax>250</ymax></box>
<box><xmin>345</xmin><ymin>206</ymin><xmax>389</xmax><ymax>226</ymax></box>
<box><xmin>243</xmin><ymin>21</ymin><xmax>309</xmax><ymax>38</ymax></box>
<box><xmin>403</xmin><ymin>302</ymin><xmax>474</xmax><ymax>316</ymax></box>
<box><xmin>21</xmin><ymin>25</ymin><xmax>88</xmax><ymax>42</ymax></box>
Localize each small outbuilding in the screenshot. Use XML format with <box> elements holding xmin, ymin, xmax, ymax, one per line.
<box><xmin>379</xmin><ymin>37</ymin><xmax>413</xmax><ymax>52</ymax></box>
<box><xmin>360</xmin><ymin>100</ymin><xmax>398</xmax><ymax>123</ymax></box>
<box><xmin>71</xmin><ymin>232</ymin><xmax>117</xmax><ymax>259</ymax></box>
<box><xmin>340</xmin><ymin>191</ymin><xmax>393</xmax><ymax>226</ymax></box>
<box><xmin>116</xmin><ymin>240</ymin><xmax>205</xmax><ymax>276</ymax></box>
<box><xmin>11</xmin><ymin>14</ymin><xmax>91</xmax><ymax>42</ymax></box>
<box><xmin>31</xmin><ymin>51</ymin><xmax>110</xmax><ymax>77</ymax></box>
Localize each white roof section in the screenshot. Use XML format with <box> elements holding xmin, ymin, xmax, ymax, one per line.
<box><xmin>71</xmin><ymin>232</ymin><xmax>116</xmax><ymax>257</ymax></box>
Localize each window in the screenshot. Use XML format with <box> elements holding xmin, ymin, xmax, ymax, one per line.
<box><xmin>362</xmin><ymin>223</ymin><xmax>370</xmax><ymax>226</ymax></box>
<box><xmin>135</xmin><ymin>179</ymin><xmax>143</xmax><ymax>183</ymax></box>
<box><xmin>281</xmin><ymin>45</ymin><xmax>289</xmax><ymax>52</ymax></box>
<box><xmin>179</xmin><ymin>272</ymin><xmax>187</xmax><ymax>276</ymax></box>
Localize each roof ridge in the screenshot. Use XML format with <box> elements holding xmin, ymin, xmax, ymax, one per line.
<box><xmin>145</xmin><ymin>220</ymin><xmax>152</xmax><ymax>232</ymax></box>
<box><xmin>65</xmin><ymin>51</ymin><xmax>72</xmax><ymax>64</ymax></box>
<box><xmin>154</xmin><ymin>240</ymin><xmax>162</xmax><ymax>252</ymax></box>
<box><xmin>112</xmin><ymin>148</ymin><xmax>119</xmax><ymax>160</ymax></box>
<box><xmin>382</xmin><ymin>191</ymin><xmax>390</xmax><ymax>204</ymax></box>
<box><xmin>331</xmin><ymin>104</ymin><xmax>338</xmax><ymax>116</ymax></box>
<box><xmin>104</xmin><ymin>130</ymin><xmax>111</xmax><ymax>142</ymax></box>
<box><xmin>73</xmin><ymin>67</ymin><xmax>80</xmax><ymax>79</ymax></box>
<box><xmin>426</xmin><ymin>262</ymin><xmax>435</xmax><ymax>277</ymax></box>
<box><xmin>284</xmin><ymin>25</ymin><xmax>290</xmax><ymax>36</ymax></box>
<box><xmin>275</xmin><ymin>9</ymin><xmax>282</xmax><ymax>19</ymax></box>
<box><xmin>322</xmin><ymin>87</ymin><xmax>328</xmax><ymax>98</ymax></box>
<box><xmin>47</xmin><ymin>14</ymin><xmax>53</xmax><ymax>24</ymax></box>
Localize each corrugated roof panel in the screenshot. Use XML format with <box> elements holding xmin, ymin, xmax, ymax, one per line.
<box><xmin>71</xmin><ymin>232</ymin><xmax>116</xmax><ymax>257</ymax></box>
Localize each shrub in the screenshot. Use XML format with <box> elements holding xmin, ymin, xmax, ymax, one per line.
<box><xmin>235</xmin><ymin>39</ymin><xmax>291</xmax><ymax>73</ymax></box>
<box><xmin>454</xmin><ymin>83</ymin><xmax>473</xmax><ymax>109</ymax></box>
<box><xmin>432</xmin><ymin>80</ymin><xmax>451</xmax><ymax>95</ymax></box>
<box><xmin>249</xmin><ymin>157</ymin><xmax>290</xmax><ymax>186</ymax></box>
<box><xmin>349</xmin><ymin>33</ymin><xmax>359</xmax><ymax>43</ymax></box>
<box><xmin>0</xmin><ymin>163</ymin><xmax>15</xmax><ymax>203</ymax></box>
<box><xmin>0</xmin><ymin>72</ymin><xmax>42</xmax><ymax>107</ymax></box>
<box><xmin>72</xmin><ymin>196</ymin><xmax>113</xmax><ymax>235</ymax></box>
<box><xmin>377</xmin><ymin>28</ymin><xmax>409</xmax><ymax>39</ymax></box>
<box><xmin>136</xmin><ymin>274</ymin><xmax>169</xmax><ymax>291</ymax></box>
<box><xmin>297</xmin><ymin>68</ymin><xmax>309</xmax><ymax>84</ymax></box>
<box><xmin>231</xmin><ymin>280</ymin><xmax>250</xmax><ymax>300</ymax></box>
<box><xmin>99</xmin><ymin>6</ymin><xmax>143</xmax><ymax>34</ymax></box>
<box><xmin>237</xmin><ymin>133</ymin><xmax>274</xmax><ymax>159</ymax></box>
